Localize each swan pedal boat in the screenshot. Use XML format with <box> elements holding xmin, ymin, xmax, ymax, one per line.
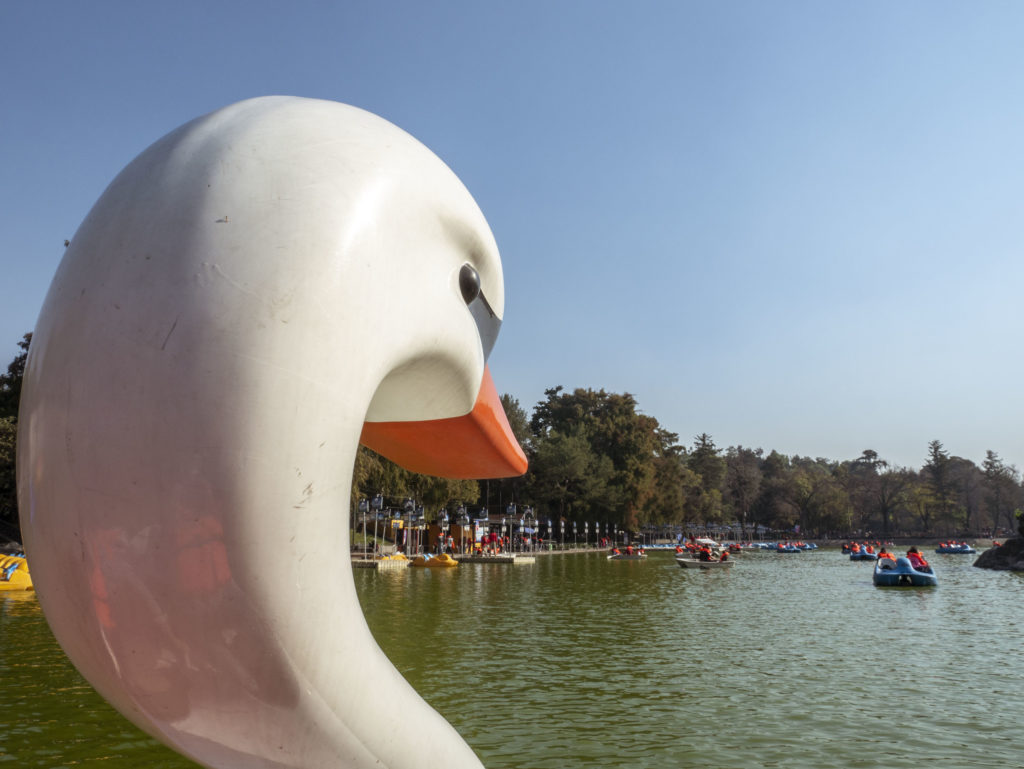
<box><xmin>0</xmin><ymin>554</ymin><xmax>33</xmax><ymax>591</ymax></box>
<box><xmin>17</xmin><ymin>96</ymin><xmax>529</xmax><ymax>769</ymax></box>
<box><xmin>411</xmin><ymin>553</ymin><xmax>459</xmax><ymax>568</ymax></box>
<box><xmin>676</xmin><ymin>557</ymin><xmax>733</xmax><ymax>569</ymax></box>
<box><xmin>873</xmin><ymin>557</ymin><xmax>937</xmax><ymax>587</ymax></box>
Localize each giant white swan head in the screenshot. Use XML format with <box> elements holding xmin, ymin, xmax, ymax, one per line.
<box><xmin>17</xmin><ymin>96</ymin><xmax>527</xmax><ymax>768</ymax></box>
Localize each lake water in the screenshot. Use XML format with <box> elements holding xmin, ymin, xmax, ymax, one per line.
<box><xmin>2</xmin><ymin>548</ymin><xmax>1021</xmax><ymax>768</ymax></box>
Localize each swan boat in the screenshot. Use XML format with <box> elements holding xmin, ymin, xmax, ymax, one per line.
<box><xmin>873</xmin><ymin>556</ymin><xmax>938</xmax><ymax>587</ymax></box>
<box><xmin>18</xmin><ymin>97</ymin><xmax>527</xmax><ymax>769</ymax></box>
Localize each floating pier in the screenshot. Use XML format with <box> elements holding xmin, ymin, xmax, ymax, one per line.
<box><xmin>351</xmin><ymin>557</ymin><xmax>410</xmax><ymax>571</ymax></box>
<box><xmin>454</xmin><ymin>554</ymin><xmax>535</xmax><ymax>564</ymax></box>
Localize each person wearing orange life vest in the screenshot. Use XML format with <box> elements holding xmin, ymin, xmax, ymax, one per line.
<box><xmin>877</xmin><ymin>548</ymin><xmax>895</xmax><ymax>561</ymax></box>
<box><xmin>906</xmin><ymin>546</ymin><xmax>928</xmax><ymax>570</ymax></box>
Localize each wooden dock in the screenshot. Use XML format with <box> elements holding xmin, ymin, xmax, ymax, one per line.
<box><xmin>351</xmin><ymin>557</ymin><xmax>409</xmax><ymax>571</ymax></box>
<box><xmin>351</xmin><ymin>554</ymin><xmax>536</xmax><ymax>568</ymax></box>
<box><xmin>454</xmin><ymin>554</ymin><xmax>535</xmax><ymax>564</ymax></box>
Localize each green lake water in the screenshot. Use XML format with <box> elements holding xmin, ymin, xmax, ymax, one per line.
<box><xmin>2</xmin><ymin>549</ymin><xmax>1021</xmax><ymax>768</ymax></box>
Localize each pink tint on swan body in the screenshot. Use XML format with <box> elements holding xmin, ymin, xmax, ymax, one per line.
<box><xmin>19</xmin><ymin>96</ymin><xmax>524</xmax><ymax>769</ymax></box>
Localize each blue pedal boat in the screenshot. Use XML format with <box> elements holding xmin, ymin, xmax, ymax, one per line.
<box><xmin>850</xmin><ymin>549</ymin><xmax>878</xmax><ymax>561</ymax></box>
<box><xmin>873</xmin><ymin>556</ymin><xmax>937</xmax><ymax>587</ymax></box>
<box><xmin>935</xmin><ymin>543</ymin><xmax>976</xmax><ymax>554</ymax></box>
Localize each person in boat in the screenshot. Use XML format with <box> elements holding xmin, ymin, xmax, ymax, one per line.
<box><xmin>698</xmin><ymin>546</ymin><xmax>713</xmax><ymax>562</ymax></box>
<box><xmin>719</xmin><ymin>549</ymin><xmax>729</xmax><ymax>562</ymax></box>
<box><xmin>625</xmin><ymin>545</ymin><xmax>634</xmax><ymax>556</ymax></box>
<box><xmin>611</xmin><ymin>547</ymin><xmax>621</xmax><ymax>556</ymax></box>
<box><xmin>906</xmin><ymin>546</ymin><xmax>929</xmax><ymax>570</ymax></box>
<box><xmin>877</xmin><ymin>548</ymin><xmax>895</xmax><ymax>561</ymax></box>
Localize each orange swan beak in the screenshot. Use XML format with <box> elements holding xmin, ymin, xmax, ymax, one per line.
<box><xmin>360</xmin><ymin>367</ymin><xmax>528</xmax><ymax>479</ymax></box>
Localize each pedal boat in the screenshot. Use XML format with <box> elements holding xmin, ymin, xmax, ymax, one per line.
<box><xmin>935</xmin><ymin>543</ymin><xmax>976</xmax><ymax>554</ymax></box>
<box><xmin>873</xmin><ymin>556</ymin><xmax>937</xmax><ymax>587</ymax></box>
<box><xmin>411</xmin><ymin>553</ymin><xmax>459</xmax><ymax>568</ymax></box>
<box><xmin>0</xmin><ymin>554</ymin><xmax>33</xmax><ymax>591</ymax></box>
<box><xmin>850</xmin><ymin>548</ymin><xmax>878</xmax><ymax>561</ymax></box>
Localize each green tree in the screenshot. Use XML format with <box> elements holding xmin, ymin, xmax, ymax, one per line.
<box><xmin>501</xmin><ymin>393</ymin><xmax>531</xmax><ymax>450</ymax></box>
<box><xmin>923</xmin><ymin>440</ymin><xmax>956</xmax><ymax>533</ymax></box>
<box><xmin>527</xmin><ymin>429</ymin><xmax>612</xmax><ymax>522</ymax></box>
<box><xmin>982</xmin><ymin>450</ymin><xmax>1020</xmax><ymax>535</ymax></box>
<box><xmin>751</xmin><ymin>451</ymin><xmax>796</xmax><ymax>534</ymax></box>
<box><xmin>0</xmin><ymin>333</ymin><xmax>30</xmax><ymax>539</ymax></box>
<box><xmin>484</xmin><ymin>393</ymin><xmax>531</xmax><ymax>514</ymax></box>
<box><xmin>949</xmin><ymin>456</ymin><xmax>983</xmax><ymax>535</ymax></box>
<box><xmin>352</xmin><ymin>446</ymin><xmax>480</xmax><ymax>519</ymax></box>
<box><xmin>0</xmin><ymin>333</ymin><xmax>30</xmax><ymax>419</ymax></box>
<box><xmin>642</xmin><ymin>431</ymin><xmax>695</xmax><ymax>528</ymax></box>
<box><xmin>686</xmin><ymin>433</ymin><xmax>726</xmax><ymax>527</ymax></box>
<box><xmin>908</xmin><ymin>479</ymin><xmax>937</xmax><ymax>535</ymax></box>
<box><xmin>780</xmin><ymin>458</ymin><xmax>851</xmax><ymax>537</ymax></box>
<box><xmin>0</xmin><ymin>416</ymin><xmax>18</xmax><ymax>539</ymax></box>
<box><xmin>528</xmin><ymin>386</ymin><xmax>665</xmax><ymax>529</ymax></box>
<box><xmin>723</xmin><ymin>446</ymin><xmax>763</xmax><ymax>538</ymax></box>
<box><xmin>842</xmin><ymin>450</ymin><xmax>912</xmax><ymax>538</ymax></box>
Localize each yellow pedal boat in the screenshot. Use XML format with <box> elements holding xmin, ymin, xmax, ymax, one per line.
<box><xmin>410</xmin><ymin>553</ymin><xmax>459</xmax><ymax>568</ymax></box>
<box><xmin>0</xmin><ymin>554</ymin><xmax>33</xmax><ymax>591</ymax></box>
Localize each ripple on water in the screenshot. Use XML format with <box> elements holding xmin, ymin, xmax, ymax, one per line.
<box><xmin>3</xmin><ymin>550</ymin><xmax>1022</xmax><ymax>768</ymax></box>
<box><xmin>358</xmin><ymin>550</ymin><xmax>1023</xmax><ymax>769</ymax></box>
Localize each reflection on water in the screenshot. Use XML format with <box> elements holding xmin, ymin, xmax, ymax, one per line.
<box><xmin>2</xmin><ymin>550</ymin><xmax>1022</xmax><ymax>768</ymax></box>
<box><xmin>0</xmin><ymin>590</ymin><xmax>196</xmax><ymax>768</ymax></box>
<box><xmin>356</xmin><ymin>551</ymin><xmax>1024</xmax><ymax>769</ymax></box>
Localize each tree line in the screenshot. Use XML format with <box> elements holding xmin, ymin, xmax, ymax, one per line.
<box><xmin>2</xmin><ymin>335</ymin><xmax>1021</xmax><ymax>541</ymax></box>
<box><xmin>490</xmin><ymin>386</ymin><xmax>1021</xmax><ymax>540</ymax></box>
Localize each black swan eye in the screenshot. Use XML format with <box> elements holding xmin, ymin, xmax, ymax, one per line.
<box><xmin>459</xmin><ymin>263</ymin><xmax>481</xmax><ymax>305</ymax></box>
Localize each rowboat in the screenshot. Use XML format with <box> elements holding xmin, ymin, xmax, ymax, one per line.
<box><xmin>676</xmin><ymin>557</ymin><xmax>733</xmax><ymax>570</ymax></box>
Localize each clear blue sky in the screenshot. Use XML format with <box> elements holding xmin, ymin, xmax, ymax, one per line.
<box><xmin>4</xmin><ymin>1</ymin><xmax>1024</xmax><ymax>472</ymax></box>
